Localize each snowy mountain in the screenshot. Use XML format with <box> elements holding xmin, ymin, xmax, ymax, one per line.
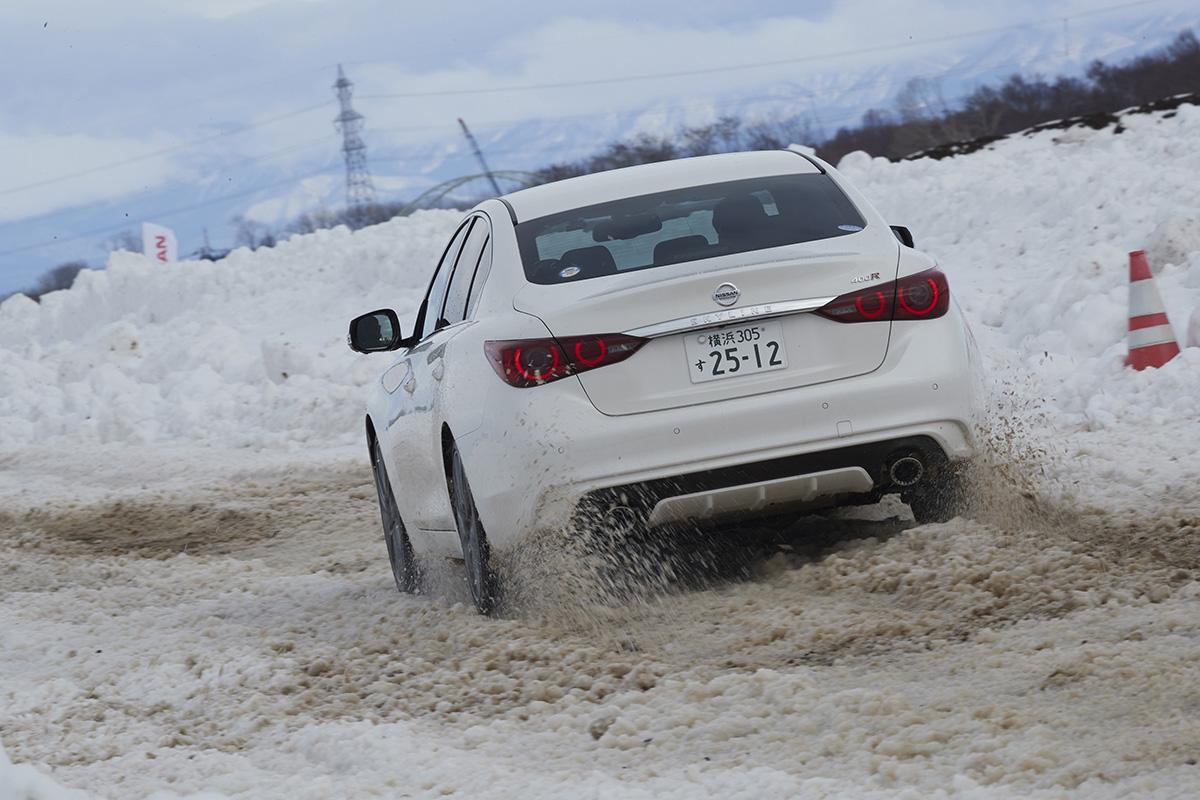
<box><xmin>1</xmin><ymin>8</ymin><xmax>1197</xmax><ymax>294</ymax></box>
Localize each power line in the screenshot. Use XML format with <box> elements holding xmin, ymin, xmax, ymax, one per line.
<box><xmin>370</xmin><ymin>17</ymin><xmax>1191</xmax><ymax>147</ymax></box>
<box><xmin>364</xmin><ymin>63</ymin><xmax>1028</xmax><ymax>163</ymax></box>
<box><xmin>0</xmin><ymin>102</ymin><xmax>334</xmax><ymax>197</ymax></box>
<box><xmin>0</xmin><ymin>0</ymin><xmax>1182</xmax><ymax>202</ymax></box>
<box><xmin>369</xmin><ymin>89</ymin><xmax>819</xmax><ymax>135</ymax></box>
<box><xmin>0</xmin><ymin>64</ymin><xmax>1053</xmax><ymax>260</ymax></box>
<box><xmin>358</xmin><ymin>0</ymin><xmax>1173</xmax><ymax>100</ymax></box>
<box><xmin>0</xmin><ymin>166</ymin><xmax>335</xmax><ymax>258</ymax></box>
<box><xmin>2</xmin><ymin>1</ymin><xmax>1188</xmax><ymax>258</ymax></box>
<box><xmin>2</xmin><ymin>135</ymin><xmax>341</xmax><ymax>230</ymax></box>
<box><xmin>0</xmin><ymin>30</ymin><xmax>1172</xmax><ymax>262</ymax></box>
<box><xmin>3</xmin><ymin>91</ymin><xmax>819</xmax><ymax>238</ymax></box>
<box><xmin>221</xmin><ymin>135</ymin><xmax>340</xmax><ymax>167</ymax></box>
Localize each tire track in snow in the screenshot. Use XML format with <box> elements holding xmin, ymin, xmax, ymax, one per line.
<box><xmin>1</xmin><ymin>457</ymin><xmax>1197</xmax><ymax>796</ymax></box>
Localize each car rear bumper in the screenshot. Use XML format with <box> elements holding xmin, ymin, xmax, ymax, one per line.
<box><xmin>581</xmin><ymin>434</ymin><xmax>955</xmax><ymax>530</ymax></box>
<box><xmin>455</xmin><ymin>307</ymin><xmax>981</xmax><ymax>550</ymax></box>
<box><xmin>646</xmin><ymin>465</ymin><xmax>875</xmax><ymax>526</ymax></box>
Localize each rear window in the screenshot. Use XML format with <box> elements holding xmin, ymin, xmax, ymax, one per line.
<box><xmin>516</xmin><ymin>173</ymin><xmax>866</xmax><ymax>285</ymax></box>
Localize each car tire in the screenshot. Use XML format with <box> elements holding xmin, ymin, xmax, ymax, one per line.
<box><xmin>446</xmin><ymin>442</ymin><xmax>501</xmax><ymax>616</ymax></box>
<box><xmin>904</xmin><ymin>464</ymin><xmax>969</xmax><ymax>525</ymax></box>
<box><xmin>370</xmin><ymin>436</ymin><xmax>420</xmax><ymax>594</ymax></box>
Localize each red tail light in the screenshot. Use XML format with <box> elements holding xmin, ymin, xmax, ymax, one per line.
<box><xmin>816</xmin><ymin>268</ymin><xmax>950</xmax><ymax>323</ymax></box>
<box><xmin>484</xmin><ymin>333</ymin><xmax>647</xmax><ymax>388</ymax></box>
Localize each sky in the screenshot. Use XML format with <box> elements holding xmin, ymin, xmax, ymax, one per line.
<box><xmin>1</xmin><ymin>0</ymin><xmax>1198</xmax><ymax>293</ymax></box>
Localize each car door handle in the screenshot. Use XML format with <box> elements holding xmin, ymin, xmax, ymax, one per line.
<box><xmin>430</xmin><ymin>358</ymin><xmax>445</xmax><ymax>382</ymax></box>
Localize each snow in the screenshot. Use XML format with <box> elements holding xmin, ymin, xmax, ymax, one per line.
<box><xmin>0</xmin><ymin>744</ymin><xmax>90</xmax><ymax>800</ymax></box>
<box><xmin>243</xmin><ymin>175</ymin><xmax>339</xmax><ymax>226</ymax></box>
<box><xmin>0</xmin><ymin>210</ymin><xmax>458</xmax><ymax>449</ymax></box>
<box><xmin>838</xmin><ymin>104</ymin><xmax>1200</xmax><ymax>509</ymax></box>
<box><xmin>1147</xmin><ymin>213</ymin><xmax>1200</xmax><ymax>275</ymax></box>
<box><xmin>3</xmin><ymin>102</ymin><xmax>1200</xmax><ymax>799</ymax></box>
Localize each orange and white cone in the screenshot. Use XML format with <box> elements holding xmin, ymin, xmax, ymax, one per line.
<box><xmin>1125</xmin><ymin>250</ymin><xmax>1180</xmax><ymax>370</ymax></box>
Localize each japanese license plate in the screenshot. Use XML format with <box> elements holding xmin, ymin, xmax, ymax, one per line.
<box><xmin>684</xmin><ymin>320</ymin><xmax>787</xmax><ymax>383</ymax></box>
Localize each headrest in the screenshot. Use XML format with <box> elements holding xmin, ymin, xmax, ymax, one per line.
<box><xmin>711</xmin><ymin>194</ymin><xmax>772</xmax><ymax>240</ymax></box>
<box><xmin>653</xmin><ymin>235</ymin><xmax>712</xmax><ymax>266</ymax></box>
<box><xmin>557</xmin><ymin>245</ymin><xmax>618</xmax><ymax>279</ymax></box>
<box><xmin>532</xmin><ymin>258</ymin><xmax>563</xmax><ymax>282</ymax></box>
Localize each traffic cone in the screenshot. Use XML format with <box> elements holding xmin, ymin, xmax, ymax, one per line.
<box><xmin>1125</xmin><ymin>250</ymin><xmax>1180</xmax><ymax>370</ymax></box>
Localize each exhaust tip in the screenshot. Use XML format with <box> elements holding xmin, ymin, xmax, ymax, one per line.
<box><xmin>888</xmin><ymin>455</ymin><xmax>925</xmax><ymax>487</ymax></box>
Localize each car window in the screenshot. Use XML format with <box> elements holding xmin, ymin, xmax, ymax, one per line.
<box><xmin>441</xmin><ymin>216</ymin><xmax>489</xmax><ymax>326</ymax></box>
<box><xmin>465</xmin><ymin>236</ymin><xmax>493</xmax><ymax>320</ymax></box>
<box><xmin>418</xmin><ymin>219</ymin><xmax>473</xmax><ymax>340</ymax></box>
<box><xmin>515</xmin><ymin>173</ymin><xmax>865</xmax><ymax>285</ymax></box>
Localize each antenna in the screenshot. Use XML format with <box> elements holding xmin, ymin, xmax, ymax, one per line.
<box><xmin>333</xmin><ymin>65</ymin><xmax>376</xmax><ymax>218</ymax></box>
<box><xmin>457</xmin><ymin>117</ymin><xmax>502</xmax><ymax>196</ymax></box>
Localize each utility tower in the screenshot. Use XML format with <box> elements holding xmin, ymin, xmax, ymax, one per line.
<box><xmin>457</xmin><ymin>117</ymin><xmax>502</xmax><ymax>196</ymax></box>
<box><xmin>333</xmin><ymin>64</ymin><xmax>376</xmax><ymax>216</ymax></box>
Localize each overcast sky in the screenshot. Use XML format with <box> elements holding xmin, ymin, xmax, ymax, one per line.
<box><xmin>1</xmin><ymin>0</ymin><xmax>1196</xmax><ymax>291</ymax></box>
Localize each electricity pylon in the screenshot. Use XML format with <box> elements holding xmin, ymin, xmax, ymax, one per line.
<box><xmin>333</xmin><ymin>64</ymin><xmax>376</xmax><ymax>218</ymax></box>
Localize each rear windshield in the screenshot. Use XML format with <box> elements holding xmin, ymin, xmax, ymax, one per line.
<box><xmin>516</xmin><ymin>173</ymin><xmax>866</xmax><ymax>285</ymax></box>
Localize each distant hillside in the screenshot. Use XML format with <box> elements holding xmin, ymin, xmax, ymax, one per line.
<box><xmin>533</xmin><ymin>30</ymin><xmax>1200</xmax><ymax>180</ymax></box>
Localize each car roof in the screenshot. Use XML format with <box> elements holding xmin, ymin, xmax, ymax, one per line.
<box><xmin>501</xmin><ymin>150</ymin><xmax>821</xmax><ymax>223</ymax></box>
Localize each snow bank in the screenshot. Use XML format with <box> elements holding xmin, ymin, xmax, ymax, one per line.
<box><xmin>0</xmin><ymin>742</ymin><xmax>91</xmax><ymax>800</ymax></box>
<box><xmin>3</xmin><ymin>107</ymin><xmax>1199</xmax><ymax>459</ymax></box>
<box><xmin>0</xmin><ymin>212</ymin><xmax>459</xmax><ymax>449</ymax></box>
<box><xmin>836</xmin><ymin>103</ymin><xmax>1200</xmax><ymax>506</ymax></box>
<box><xmin>837</xmin><ymin>103</ymin><xmax>1200</xmax><ymax>427</ymax></box>
<box><xmin>1147</xmin><ymin>213</ymin><xmax>1200</xmax><ymax>274</ymax></box>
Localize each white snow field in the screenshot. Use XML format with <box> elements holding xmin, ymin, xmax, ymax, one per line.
<box><xmin>2</xmin><ymin>102</ymin><xmax>1200</xmax><ymax>799</ymax></box>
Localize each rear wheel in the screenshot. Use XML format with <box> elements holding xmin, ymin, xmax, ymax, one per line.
<box><xmin>370</xmin><ymin>436</ymin><xmax>420</xmax><ymax>593</ymax></box>
<box><xmin>573</xmin><ymin>506</ymin><xmax>766</xmax><ymax>602</ymax></box>
<box><xmin>447</xmin><ymin>443</ymin><xmax>501</xmax><ymax>615</ymax></box>
<box><xmin>903</xmin><ymin>464</ymin><xmax>969</xmax><ymax>524</ymax></box>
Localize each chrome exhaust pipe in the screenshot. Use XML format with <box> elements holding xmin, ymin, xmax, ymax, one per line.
<box><xmin>888</xmin><ymin>455</ymin><xmax>925</xmax><ymax>487</ymax></box>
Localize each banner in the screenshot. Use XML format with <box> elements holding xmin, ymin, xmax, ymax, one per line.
<box><xmin>142</xmin><ymin>222</ymin><xmax>178</xmax><ymax>263</ymax></box>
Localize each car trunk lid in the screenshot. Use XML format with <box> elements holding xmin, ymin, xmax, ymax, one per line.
<box><xmin>513</xmin><ymin>229</ymin><xmax>899</xmax><ymax>416</ymax></box>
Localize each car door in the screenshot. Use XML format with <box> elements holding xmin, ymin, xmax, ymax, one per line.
<box><xmin>382</xmin><ymin>217</ymin><xmax>474</xmax><ymax>531</ymax></box>
<box><xmin>431</xmin><ymin>214</ymin><xmax>492</xmax><ymax>446</ymax></box>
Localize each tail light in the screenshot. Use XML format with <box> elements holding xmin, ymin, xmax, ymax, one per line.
<box><xmin>484</xmin><ymin>333</ymin><xmax>647</xmax><ymax>388</ymax></box>
<box><xmin>815</xmin><ymin>268</ymin><xmax>950</xmax><ymax>323</ymax></box>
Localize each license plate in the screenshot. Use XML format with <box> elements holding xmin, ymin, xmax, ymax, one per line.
<box><xmin>684</xmin><ymin>320</ymin><xmax>787</xmax><ymax>383</ymax></box>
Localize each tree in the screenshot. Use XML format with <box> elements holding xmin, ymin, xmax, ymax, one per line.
<box><xmin>4</xmin><ymin>260</ymin><xmax>89</xmax><ymax>303</ymax></box>
<box><xmin>289</xmin><ymin>207</ymin><xmax>344</xmax><ymax>235</ymax></box>
<box><xmin>743</xmin><ymin>115</ymin><xmax>817</xmax><ymax>150</ymax></box>
<box><xmin>105</xmin><ymin>230</ymin><xmax>141</xmax><ymax>253</ymax></box>
<box><xmin>231</xmin><ymin>215</ymin><xmax>277</xmax><ymax>250</ymax></box>
<box><xmin>681</xmin><ymin>116</ymin><xmax>743</xmax><ymax>157</ymax></box>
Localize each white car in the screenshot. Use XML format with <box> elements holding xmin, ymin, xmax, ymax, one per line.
<box><xmin>349</xmin><ymin>149</ymin><xmax>981</xmax><ymax>614</ymax></box>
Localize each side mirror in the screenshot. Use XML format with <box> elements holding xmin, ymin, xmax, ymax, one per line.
<box><xmin>348</xmin><ymin>308</ymin><xmax>405</xmax><ymax>353</ymax></box>
<box><xmin>890</xmin><ymin>225</ymin><xmax>915</xmax><ymax>248</ymax></box>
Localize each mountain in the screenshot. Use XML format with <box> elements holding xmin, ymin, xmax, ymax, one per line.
<box><xmin>1</xmin><ymin>8</ymin><xmax>1197</xmax><ymax>294</ymax></box>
